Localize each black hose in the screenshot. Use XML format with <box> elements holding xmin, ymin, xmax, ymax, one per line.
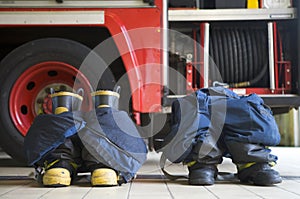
<box><xmin>240</xmin><ymin>28</ymin><xmax>248</xmax><ymax>82</ymax></box>
<box><xmin>210</xmin><ymin>28</ymin><xmax>222</xmax><ymax>82</ymax></box>
<box><xmin>248</xmin><ymin>29</ymin><xmax>268</xmax><ymax>86</ymax></box>
<box><xmin>245</xmin><ymin>29</ymin><xmax>253</xmax><ymax>80</ymax></box>
<box><xmin>216</xmin><ymin>29</ymin><xmax>225</xmax><ymax>81</ymax></box>
<box><xmin>234</xmin><ymin>29</ymin><xmax>243</xmax><ymax>83</ymax></box>
<box><xmin>209</xmin><ymin>25</ymin><xmax>268</xmax><ymax>88</ymax></box>
<box><xmin>226</xmin><ymin>28</ymin><xmax>235</xmax><ymax>83</ymax></box>
<box><xmin>251</xmin><ymin>29</ymin><xmax>258</xmax><ymax>79</ymax></box>
<box><xmin>222</xmin><ymin>28</ymin><xmax>230</xmax><ymax>81</ymax></box>
<box><xmin>231</xmin><ymin>28</ymin><xmax>239</xmax><ymax>83</ymax></box>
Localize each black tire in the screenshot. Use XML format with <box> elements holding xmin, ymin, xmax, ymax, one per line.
<box><xmin>0</xmin><ymin>38</ymin><xmax>115</xmax><ymax>163</ymax></box>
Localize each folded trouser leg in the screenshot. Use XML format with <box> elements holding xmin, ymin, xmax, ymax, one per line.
<box><xmin>38</xmin><ymin>135</ymin><xmax>82</xmax><ymax>187</ymax></box>
<box><xmin>225</xmin><ymin>140</ymin><xmax>282</xmax><ymax>185</ymax></box>
<box><xmin>225</xmin><ymin>140</ymin><xmax>278</xmax><ymax>163</ymax></box>
<box><xmin>186</xmin><ymin>137</ymin><xmax>223</xmax><ymax>186</ymax></box>
<box><xmin>192</xmin><ymin>137</ymin><xmax>224</xmax><ymax>165</ymax></box>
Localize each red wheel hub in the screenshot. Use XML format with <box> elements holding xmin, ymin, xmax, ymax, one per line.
<box><xmin>9</xmin><ymin>61</ymin><xmax>92</xmax><ymax>136</ymax></box>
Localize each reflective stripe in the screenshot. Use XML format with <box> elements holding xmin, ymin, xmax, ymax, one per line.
<box><xmin>91</xmin><ymin>90</ymin><xmax>120</xmax><ymax>98</ymax></box>
<box><xmin>237</xmin><ymin>162</ymin><xmax>256</xmax><ymax>171</ymax></box>
<box><xmin>45</xmin><ymin>159</ymin><xmax>60</xmax><ymax>170</ymax></box>
<box><xmin>185</xmin><ymin>161</ymin><xmax>197</xmax><ymax>167</ymax></box>
<box><xmin>97</xmin><ymin>105</ymin><xmax>110</xmax><ymax>108</ymax></box>
<box><xmin>269</xmin><ymin>161</ymin><xmax>276</xmax><ymax>167</ymax></box>
<box><xmin>50</xmin><ymin>91</ymin><xmax>83</xmax><ymax>101</ymax></box>
<box><xmin>55</xmin><ymin>107</ymin><xmax>69</xmax><ymax>114</ymax></box>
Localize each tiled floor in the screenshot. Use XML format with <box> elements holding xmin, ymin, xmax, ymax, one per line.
<box><xmin>0</xmin><ymin>147</ymin><xmax>300</xmax><ymax>199</ymax></box>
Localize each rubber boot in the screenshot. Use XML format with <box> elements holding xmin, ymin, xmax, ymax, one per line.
<box><xmin>225</xmin><ymin>141</ymin><xmax>282</xmax><ymax>186</ymax></box>
<box><xmin>81</xmin><ymin>88</ymin><xmax>121</xmax><ymax>186</ymax></box>
<box><xmin>42</xmin><ymin>90</ymin><xmax>83</xmax><ymax>187</ymax></box>
<box><xmin>186</xmin><ymin>135</ymin><xmax>224</xmax><ymax>186</ymax></box>
<box><xmin>91</xmin><ymin>86</ymin><xmax>120</xmax><ymax>109</ymax></box>
<box><xmin>237</xmin><ymin>163</ymin><xmax>282</xmax><ymax>186</ymax></box>
<box><xmin>188</xmin><ymin>162</ymin><xmax>218</xmax><ymax>185</ymax></box>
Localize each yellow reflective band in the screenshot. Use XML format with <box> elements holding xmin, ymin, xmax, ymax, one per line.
<box><xmin>185</xmin><ymin>161</ymin><xmax>197</xmax><ymax>167</ymax></box>
<box><xmin>70</xmin><ymin>162</ymin><xmax>78</xmax><ymax>170</ymax></box>
<box><xmin>237</xmin><ymin>162</ymin><xmax>256</xmax><ymax>171</ymax></box>
<box><xmin>50</xmin><ymin>91</ymin><xmax>83</xmax><ymax>101</ymax></box>
<box><xmin>91</xmin><ymin>90</ymin><xmax>120</xmax><ymax>98</ymax></box>
<box><xmin>45</xmin><ymin>159</ymin><xmax>60</xmax><ymax>170</ymax></box>
<box><xmin>269</xmin><ymin>161</ymin><xmax>276</xmax><ymax>167</ymax></box>
<box><xmin>97</xmin><ymin>105</ymin><xmax>110</xmax><ymax>108</ymax></box>
<box><xmin>55</xmin><ymin>107</ymin><xmax>69</xmax><ymax>114</ymax></box>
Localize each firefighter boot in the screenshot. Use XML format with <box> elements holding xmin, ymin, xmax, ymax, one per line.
<box><xmin>91</xmin><ymin>87</ymin><xmax>120</xmax><ymax>109</ymax></box>
<box><xmin>225</xmin><ymin>141</ymin><xmax>282</xmax><ymax>186</ymax></box>
<box><xmin>42</xmin><ymin>90</ymin><xmax>83</xmax><ymax>187</ymax></box>
<box><xmin>187</xmin><ymin>131</ymin><xmax>223</xmax><ymax>186</ymax></box>
<box><xmin>237</xmin><ymin>162</ymin><xmax>282</xmax><ymax>185</ymax></box>
<box><xmin>89</xmin><ymin>87</ymin><xmax>121</xmax><ymax>186</ymax></box>
<box><xmin>42</xmin><ymin>159</ymin><xmax>76</xmax><ymax>187</ymax></box>
<box><xmin>50</xmin><ymin>88</ymin><xmax>83</xmax><ymax>114</ymax></box>
<box><xmin>188</xmin><ymin>162</ymin><xmax>218</xmax><ymax>185</ymax></box>
<box><xmin>91</xmin><ymin>168</ymin><xmax>118</xmax><ymax>186</ymax></box>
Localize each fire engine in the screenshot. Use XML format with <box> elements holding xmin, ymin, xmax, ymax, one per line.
<box><xmin>0</xmin><ymin>0</ymin><xmax>298</xmax><ymax>163</ymax></box>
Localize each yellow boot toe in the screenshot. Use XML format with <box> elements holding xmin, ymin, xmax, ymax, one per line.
<box><xmin>91</xmin><ymin>168</ymin><xmax>118</xmax><ymax>186</ymax></box>
<box><xmin>42</xmin><ymin>168</ymin><xmax>71</xmax><ymax>187</ymax></box>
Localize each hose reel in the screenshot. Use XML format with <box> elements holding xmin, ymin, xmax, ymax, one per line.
<box><xmin>209</xmin><ymin>25</ymin><xmax>269</xmax><ymax>88</ymax></box>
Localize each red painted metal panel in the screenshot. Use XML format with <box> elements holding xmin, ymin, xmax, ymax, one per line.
<box><xmin>0</xmin><ymin>5</ymin><xmax>163</xmax><ymax>113</ymax></box>
<box><xmin>104</xmin><ymin>9</ymin><xmax>162</xmax><ymax>112</ymax></box>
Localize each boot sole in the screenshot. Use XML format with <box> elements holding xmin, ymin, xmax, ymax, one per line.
<box><xmin>253</xmin><ymin>176</ymin><xmax>282</xmax><ymax>186</ymax></box>
<box><xmin>240</xmin><ymin>168</ymin><xmax>283</xmax><ymax>186</ymax></box>
<box><xmin>189</xmin><ymin>172</ymin><xmax>215</xmax><ymax>186</ymax></box>
<box><xmin>189</xmin><ymin>178</ymin><xmax>215</xmax><ymax>186</ymax></box>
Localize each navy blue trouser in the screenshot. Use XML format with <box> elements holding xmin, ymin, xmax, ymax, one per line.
<box><xmin>176</xmin><ymin>87</ymin><xmax>280</xmax><ymax>165</ymax></box>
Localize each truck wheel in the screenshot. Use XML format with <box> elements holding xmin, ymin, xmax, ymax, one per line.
<box><xmin>0</xmin><ymin>38</ymin><xmax>114</xmax><ymax>163</ymax></box>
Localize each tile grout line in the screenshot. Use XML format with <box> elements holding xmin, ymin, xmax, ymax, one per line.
<box><xmin>239</xmin><ymin>184</ymin><xmax>266</xmax><ymax>199</ymax></box>
<box><xmin>0</xmin><ymin>180</ymin><xmax>34</xmax><ymax>198</ymax></box>
<box><xmin>205</xmin><ymin>186</ymin><xmax>221</xmax><ymax>199</ymax></box>
<box><xmin>126</xmin><ymin>180</ymin><xmax>133</xmax><ymax>199</ymax></box>
<box><xmin>164</xmin><ymin>180</ymin><xmax>175</xmax><ymax>199</ymax></box>
<box><xmin>38</xmin><ymin>187</ymin><xmax>55</xmax><ymax>199</ymax></box>
<box><xmin>81</xmin><ymin>187</ymin><xmax>93</xmax><ymax>198</ymax></box>
<box><xmin>276</xmin><ymin>180</ymin><xmax>300</xmax><ymax>197</ymax></box>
